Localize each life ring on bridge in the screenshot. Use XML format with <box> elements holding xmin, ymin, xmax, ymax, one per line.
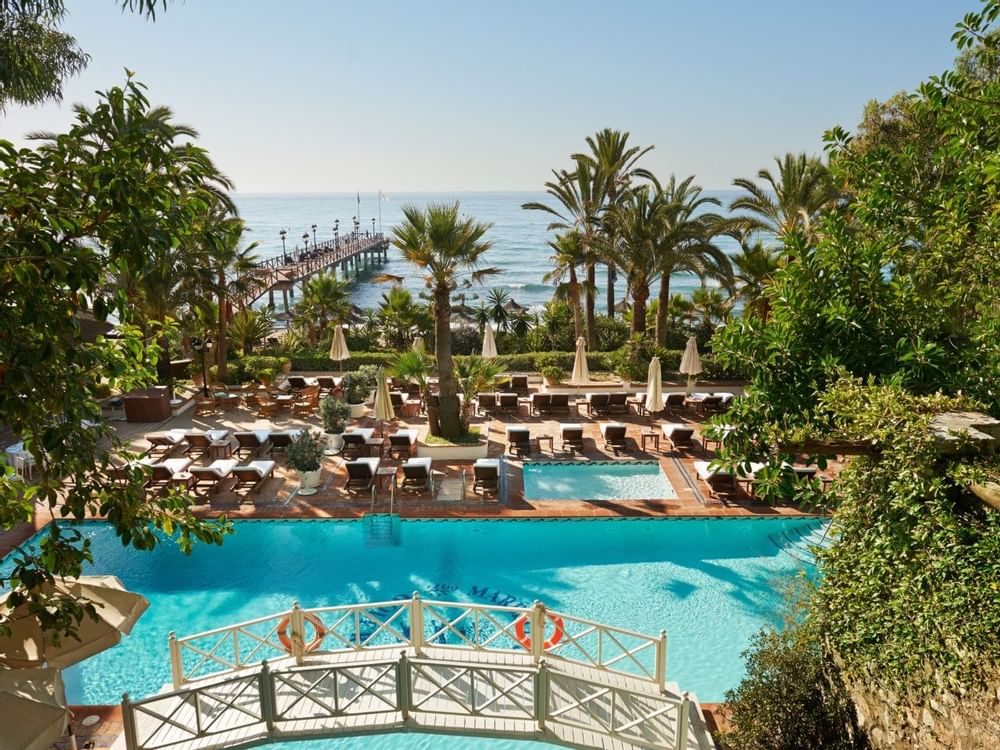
<box><xmin>513</xmin><ymin>612</ymin><xmax>564</xmax><ymax>651</ymax></box>
<box><xmin>277</xmin><ymin>613</ymin><xmax>326</xmax><ymax>654</ymax></box>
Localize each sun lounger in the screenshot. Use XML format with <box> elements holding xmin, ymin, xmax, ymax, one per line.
<box><xmin>531</xmin><ymin>393</ymin><xmax>551</xmax><ymax>415</ymax></box>
<box><xmin>190</xmin><ymin>459</ymin><xmax>238</xmax><ymax>495</ymax></box>
<box><xmin>509</xmin><ymin>375</ymin><xmax>529</xmax><ymax>395</ymax></box>
<box><xmin>286</xmin><ymin>376</ymin><xmax>308</xmax><ymax>391</ymax></box>
<box><xmin>234</xmin><ymin>431</ymin><xmax>273</xmax><ymax>459</ymax></box>
<box><xmin>608</xmin><ymin>392</ymin><xmax>629</xmax><ymax>414</ymax></box>
<box><xmin>473</xmin><ymin>458</ymin><xmax>499</xmax><ymax>495</ymax></box>
<box><xmin>600</xmin><ymin>422</ymin><xmax>628</xmax><ymax>456</ymax></box>
<box><xmin>145</xmin><ymin>432</ymin><xmax>187</xmax><ymax>460</ymax></box>
<box><xmin>664</xmin><ymin>392</ymin><xmax>686</xmax><ymax>415</ymax></box>
<box><xmin>144</xmin><ymin>457</ymin><xmax>193</xmax><ymax>492</ymax></box>
<box><xmin>345</xmin><ymin>456</ymin><xmax>380</xmax><ymax>491</ymax></box>
<box><xmin>269</xmin><ymin>430</ymin><xmax>301</xmax><ymax>453</ymax></box>
<box><xmin>477</xmin><ymin>392</ymin><xmax>497</xmax><ymax>416</ymax></box>
<box><xmin>388</xmin><ymin>429</ymin><xmax>418</xmax><ymax>459</ymax></box>
<box><xmin>505</xmin><ymin>425</ymin><xmax>532</xmax><ymax>458</ymax></box>
<box><xmin>316</xmin><ymin>376</ymin><xmax>340</xmax><ymax>395</ymax></box>
<box><xmin>232</xmin><ymin>460</ymin><xmax>275</xmax><ymax>496</ymax></box>
<box><xmin>497</xmin><ymin>392</ymin><xmax>519</xmax><ymax>414</ymax></box>
<box><xmin>580</xmin><ymin>393</ymin><xmax>610</xmax><ymax>417</ymax></box>
<box><xmin>401</xmin><ymin>457</ymin><xmax>433</xmax><ymax>493</ymax></box>
<box><xmin>560</xmin><ymin>424</ymin><xmax>585</xmax><ymax>454</ymax></box>
<box><xmin>661</xmin><ymin>423</ymin><xmax>695</xmax><ymax>451</ymax></box>
<box><xmin>692</xmin><ymin>460</ymin><xmax>736</xmax><ymax>499</ymax></box>
<box><xmin>549</xmin><ymin>393</ymin><xmax>570</xmax><ymax>414</ymax></box>
<box><xmin>342</xmin><ymin>428</ymin><xmax>375</xmax><ymax>459</ymax></box>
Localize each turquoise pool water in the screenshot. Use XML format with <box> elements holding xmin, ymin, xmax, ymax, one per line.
<box><xmin>522</xmin><ymin>461</ymin><xmax>677</xmax><ymax>500</ymax></box>
<box><xmin>3</xmin><ymin>517</ymin><xmax>820</xmax><ymax>715</ymax></box>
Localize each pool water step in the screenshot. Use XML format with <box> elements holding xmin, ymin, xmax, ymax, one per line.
<box><xmin>365</xmin><ymin>513</ymin><xmax>401</xmax><ymax>546</ymax></box>
<box><xmin>768</xmin><ymin>522</ymin><xmax>834</xmax><ymax>565</ymax></box>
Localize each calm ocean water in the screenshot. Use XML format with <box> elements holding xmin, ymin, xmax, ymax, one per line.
<box><xmin>232</xmin><ymin>192</ymin><xmax>741</xmax><ymax>313</ymax></box>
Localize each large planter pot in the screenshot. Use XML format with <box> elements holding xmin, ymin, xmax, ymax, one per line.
<box><xmin>348</xmin><ymin>402</ymin><xmax>367</xmax><ymax>419</ymax></box>
<box><xmin>415</xmin><ymin>441</ymin><xmax>489</xmax><ymax>461</ymax></box>
<box><xmin>324</xmin><ymin>432</ymin><xmax>344</xmax><ymax>456</ymax></box>
<box><xmin>281</xmin><ymin>361</ymin><xmax>292</xmax><ymax>374</ymax></box>
<box><xmin>297</xmin><ymin>468</ymin><xmax>322</xmax><ymax>496</ymax></box>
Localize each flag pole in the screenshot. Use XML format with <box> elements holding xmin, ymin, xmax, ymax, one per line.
<box><xmin>378</xmin><ymin>188</ymin><xmax>382</xmax><ymax>235</ymax></box>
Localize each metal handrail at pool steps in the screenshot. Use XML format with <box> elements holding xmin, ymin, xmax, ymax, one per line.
<box><xmin>116</xmin><ymin>595</ymin><xmax>715</xmax><ymax>750</ymax></box>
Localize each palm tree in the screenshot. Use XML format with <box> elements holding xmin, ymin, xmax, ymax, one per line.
<box><xmin>690</xmin><ymin>287</ymin><xmax>729</xmax><ymax>334</ymax></box>
<box><xmin>651</xmin><ymin>176</ymin><xmax>731</xmax><ymax>347</ymax></box>
<box><xmin>392</xmin><ymin>202</ymin><xmax>496</xmax><ymax>439</ymax></box>
<box><xmin>574</xmin><ymin>128</ymin><xmax>653</xmax><ymax>317</ymax></box>
<box><xmin>227</xmin><ymin>307</ymin><xmax>273</xmax><ymax>355</ymax></box>
<box><xmin>607</xmin><ymin>182</ymin><xmax>668</xmax><ymax>336</ymax></box>
<box><xmin>542</xmin><ymin>232</ymin><xmax>590</xmax><ymax>341</ymax></box>
<box><xmin>523</xmin><ymin>162</ymin><xmax>609</xmax><ymax>348</ymax></box>
<box><xmin>456</xmin><ymin>356</ymin><xmax>507</xmax><ymax>421</ymax></box>
<box><xmin>728</xmin><ymin>232</ymin><xmax>782</xmax><ymax>319</ymax></box>
<box><xmin>729</xmin><ymin>152</ymin><xmax>837</xmax><ymax>244</ymax></box>
<box><xmin>294</xmin><ymin>271</ymin><xmax>351</xmax><ymax>346</ymax></box>
<box><xmin>485</xmin><ymin>288</ymin><xmax>511</xmax><ymax>332</ymax></box>
<box><xmin>378</xmin><ymin>286</ymin><xmax>430</xmax><ymax>350</ymax></box>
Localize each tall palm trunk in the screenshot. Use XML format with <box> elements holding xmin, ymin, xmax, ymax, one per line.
<box><xmin>606</xmin><ymin>263</ymin><xmax>615</xmax><ymax>319</ymax></box>
<box><xmin>654</xmin><ymin>274</ymin><xmax>671</xmax><ymax>347</ymax></box>
<box><xmin>632</xmin><ymin>282</ymin><xmax>649</xmax><ymax>337</ymax></box>
<box><xmin>434</xmin><ymin>287</ymin><xmax>461</xmax><ymax>438</ymax></box>
<box><xmin>585</xmin><ymin>263</ymin><xmax>597</xmax><ymax>349</ymax></box>
<box><xmin>216</xmin><ymin>273</ymin><xmax>230</xmax><ymax>382</ymax></box>
<box><xmin>568</xmin><ymin>266</ymin><xmax>583</xmax><ymax>340</ymax></box>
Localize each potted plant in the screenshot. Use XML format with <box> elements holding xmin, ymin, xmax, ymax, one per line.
<box><xmin>320</xmin><ymin>395</ymin><xmax>351</xmax><ymax>455</ymax></box>
<box><xmin>258</xmin><ymin>367</ymin><xmax>275</xmax><ymax>387</ymax></box>
<box><xmin>341</xmin><ymin>366</ymin><xmax>378</xmax><ymax>419</ymax></box>
<box><xmin>286</xmin><ymin>430</ymin><xmax>324</xmax><ymax>495</ymax></box>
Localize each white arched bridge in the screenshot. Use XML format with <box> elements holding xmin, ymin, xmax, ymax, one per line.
<box><xmin>115</xmin><ymin>595</ymin><xmax>715</xmax><ymax>750</ymax></box>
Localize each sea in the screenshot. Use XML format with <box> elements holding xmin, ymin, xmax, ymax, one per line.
<box><xmin>232</xmin><ymin>192</ymin><xmax>742</xmax><ymax>314</ymax></box>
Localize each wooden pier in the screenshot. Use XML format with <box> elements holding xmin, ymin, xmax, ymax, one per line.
<box><xmin>236</xmin><ymin>233</ymin><xmax>390</xmax><ymax>311</ymax></box>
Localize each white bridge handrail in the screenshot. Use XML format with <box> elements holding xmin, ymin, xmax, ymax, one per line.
<box><xmin>169</xmin><ymin>594</ymin><xmax>668</xmax><ymax>692</ymax></box>
<box><xmin>124</xmin><ymin>649</ymin><xmax>702</xmax><ymax>750</ymax></box>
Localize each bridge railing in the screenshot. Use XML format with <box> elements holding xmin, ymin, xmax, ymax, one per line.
<box><xmin>124</xmin><ymin>650</ymin><xmax>696</xmax><ymax>750</ymax></box>
<box><xmin>170</xmin><ymin>594</ymin><xmax>668</xmax><ymax>692</ymax></box>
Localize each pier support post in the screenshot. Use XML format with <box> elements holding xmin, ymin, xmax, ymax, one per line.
<box><xmin>282</xmin><ymin>289</ymin><xmax>289</xmax><ymax>313</ymax></box>
<box><xmin>268</xmin><ymin>290</ymin><xmax>275</xmax><ymax>309</ymax></box>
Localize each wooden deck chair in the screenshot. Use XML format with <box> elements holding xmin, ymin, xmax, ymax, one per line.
<box><xmin>232</xmin><ymin>460</ymin><xmax>275</xmax><ymax>496</ymax></box>
<box><xmin>549</xmin><ymin>393</ymin><xmax>570</xmax><ymax>414</ymax></box>
<box><xmin>400</xmin><ymin>457</ymin><xmax>433</xmax><ymax>493</ymax></box>
<box><xmin>477</xmin><ymin>392</ymin><xmax>497</xmax><ymax>416</ymax></box>
<box><xmin>498</xmin><ymin>393</ymin><xmax>519</xmax><ymax>414</ymax></box>
<box><xmin>561</xmin><ymin>424</ymin><xmax>585</xmax><ymax>454</ymax></box>
<box><xmin>510</xmin><ymin>375</ymin><xmax>529</xmax><ymax>395</ymax></box>
<box><xmin>145</xmin><ymin>433</ymin><xmax>187</xmax><ymax>460</ymax></box>
<box><xmin>473</xmin><ymin>459</ymin><xmax>499</xmax><ymax>495</ymax></box>
<box><xmin>257</xmin><ymin>397</ymin><xmax>280</xmax><ymax>419</ymax></box>
<box><xmin>345</xmin><ymin>457</ymin><xmax>379</xmax><ymax>491</ymax></box>
<box><xmin>664</xmin><ymin>393</ymin><xmax>686</xmax><ymax>415</ymax></box>
<box><xmin>183</xmin><ymin>432</ymin><xmax>213</xmax><ymax>459</ymax></box>
<box><xmin>531</xmin><ymin>393</ymin><xmax>551</xmax><ymax>415</ymax></box>
<box><xmin>600</xmin><ymin>423</ymin><xmax>628</xmax><ymax>456</ymax></box>
<box><xmin>269</xmin><ymin>431</ymin><xmax>298</xmax><ymax>453</ymax></box>
<box><xmin>608</xmin><ymin>392</ymin><xmax>629</xmax><ymax>414</ymax></box>
<box><xmin>190</xmin><ymin>459</ymin><xmax>238</xmax><ymax>495</ymax></box>
<box><xmin>234</xmin><ymin>431</ymin><xmax>272</xmax><ymax>459</ymax></box>
<box><xmin>388</xmin><ymin>429</ymin><xmax>417</xmax><ymax>459</ymax></box>
<box><xmin>661</xmin><ymin>423</ymin><xmax>695</xmax><ymax>451</ymax></box>
<box><xmin>507</xmin><ymin>428</ymin><xmax>532</xmax><ymax>458</ymax></box>
<box><xmin>342</xmin><ymin>432</ymin><xmax>368</xmax><ymax>460</ymax></box>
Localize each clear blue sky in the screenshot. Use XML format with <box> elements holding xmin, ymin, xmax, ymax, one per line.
<box><xmin>1</xmin><ymin>0</ymin><xmax>970</xmax><ymax>192</ymax></box>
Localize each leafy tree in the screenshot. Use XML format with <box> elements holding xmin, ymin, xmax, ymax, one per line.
<box><xmin>0</xmin><ymin>77</ymin><xmax>229</xmax><ymax>638</ymax></box>
<box><xmin>391</xmin><ymin>202</ymin><xmax>496</xmax><ymax>438</ymax></box>
<box><xmin>542</xmin><ymin>232</ymin><xmax>590</xmax><ymax>341</ymax></box>
<box><xmin>455</xmin><ymin>355</ymin><xmax>507</xmax><ymax>420</ymax></box>
<box><xmin>227</xmin><ymin>307</ymin><xmax>273</xmax><ymax>356</ymax></box>
<box><xmin>484</xmin><ymin>287</ymin><xmax>511</xmax><ymax>332</ymax></box>
<box><xmin>1</xmin><ymin>1</ymin><xmax>167</xmax><ymax>111</ymax></box>
<box><xmin>293</xmin><ymin>271</ymin><xmax>351</xmax><ymax>346</ymax></box>
<box><xmin>728</xmin><ymin>232</ymin><xmax>782</xmax><ymax>320</ymax></box>
<box><xmin>377</xmin><ymin>286</ymin><xmax>430</xmax><ymax>350</ymax></box>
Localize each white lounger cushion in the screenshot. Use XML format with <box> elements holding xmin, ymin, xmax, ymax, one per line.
<box><xmin>345</xmin><ymin>428</ymin><xmax>375</xmax><ymax>441</ymax></box>
<box><xmin>693</xmin><ymin>460</ymin><xmax>730</xmax><ymax>480</ymax></box>
<box><xmin>560</xmin><ymin>423</ymin><xmax>583</xmax><ymax>433</ymax></box>
<box><xmin>350</xmin><ymin>457</ymin><xmax>380</xmax><ymax>473</ymax></box>
<box><xmin>661</xmin><ymin>423</ymin><xmax>692</xmax><ymax>437</ymax></box>
<box><xmin>505</xmin><ymin>424</ymin><xmax>530</xmax><ymax>435</ymax></box>
<box><xmin>253</xmin><ymin>430</ymin><xmax>271</xmax><ymax>444</ymax></box>
<box><xmin>599</xmin><ymin>422</ymin><xmax>626</xmax><ymax>437</ymax></box>
<box><xmin>244</xmin><ymin>460</ymin><xmax>275</xmax><ymax>476</ymax></box>
<box><xmin>404</xmin><ymin>457</ymin><xmax>432</xmax><ymax>472</ymax></box>
<box><xmin>142</xmin><ymin>457</ymin><xmax>193</xmax><ymax>474</ymax></box>
<box><xmin>200</xmin><ymin>459</ymin><xmax>238</xmax><ymax>477</ymax></box>
<box><xmin>393</xmin><ymin>429</ymin><xmax>418</xmax><ymax>444</ymax></box>
<box><xmin>474</xmin><ymin>458</ymin><xmax>499</xmax><ymax>468</ymax></box>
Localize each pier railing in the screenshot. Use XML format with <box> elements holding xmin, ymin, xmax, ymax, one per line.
<box><xmin>169</xmin><ymin>593</ymin><xmax>668</xmax><ymax>692</ymax></box>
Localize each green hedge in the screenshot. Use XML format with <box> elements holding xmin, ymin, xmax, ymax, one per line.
<box><xmin>275</xmin><ymin>348</ymin><xmax>744</xmax><ymax>381</ymax></box>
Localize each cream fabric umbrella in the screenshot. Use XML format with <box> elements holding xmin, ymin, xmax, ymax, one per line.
<box><xmin>644</xmin><ymin>356</ymin><xmax>663</xmax><ymax>417</ymax></box>
<box><xmin>411</xmin><ymin>336</ymin><xmax>424</xmax><ymax>353</ymax></box>
<box><xmin>569</xmin><ymin>336</ymin><xmax>589</xmax><ymax>386</ymax></box>
<box><xmin>679</xmin><ymin>336</ymin><xmax>703</xmax><ymax>395</ymax></box>
<box><xmin>0</xmin><ymin>576</ymin><xmax>148</xmax><ymax>669</ymax></box>
<box><xmin>373</xmin><ymin>368</ymin><xmax>394</xmax><ymax>436</ymax></box>
<box><xmin>0</xmin><ymin>667</ymin><xmax>68</xmax><ymax>750</ymax></box>
<box><xmin>329</xmin><ymin>325</ymin><xmax>351</xmax><ymax>373</ymax></box>
<box><xmin>481</xmin><ymin>325</ymin><xmax>498</xmax><ymax>359</ymax></box>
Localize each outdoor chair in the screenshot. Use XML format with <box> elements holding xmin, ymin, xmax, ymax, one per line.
<box><xmin>342</xmin><ymin>432</ymin><xmax>369</xmax><ymax>460</ymax></box>
<box><xmin>498</xmin><ymin>393</ymin><xmax>519</xmax><ymax>414</ymax></box>
<box><xmin>400</xmin><ymin>457</ymin><xmax>433</xmax><ymax>493</ymax></box>
<box><xmin>531</xmin><ymin>393</ymin><xmax>551</xmax><ymax>415</ymax></box>
<box><xmin>190</xmin><ymin>459</ymin><xmax>238</xmax><ymax>496</ymax></box>
<box><xmin>292</xmin><ymin>391</ymin><xmax>319</xmax><ymax>417</ymax></box>
<box><xmin>257</xmin><ymin>397</ymin><xmax>280</xmax><ymax>419</ymax></box>
<box><xmin>692</xmin><ymin>460</ymin><xmax>737</xmax><ymax>500</ymax></box>
<box><xmin>561</xmin><ymin>424</ymin><xmax>585</xmax><ymax>454</ymax></box>
<box><xmin>234</xmin><ymin>431</ymin><xmax>272</xmax><ymax>459</ymax></box>
<box><xmin>232</xmin><ymin>460</ymin><xmax>276</xmax><ymax>496</ymax></box>
<box><xmin>388</xmin><ymin>429</ymin><xmax>417</xmax><ymax>459</ymax></box>
<box><xmin>661</xmin><ymin>423</ymin><xmax>695</xmax><ymax>451</ymax></box>
<box><xmin>506</xmin><ymin>427</ymin><xmax>532</xmax><ymax>458</ymax></box>
<box><xmin>600</xmin><ymin>423</ymin><xmax>629</xmax><ymax>456</ymax></box>
<box><xmin>182</xmin><ymin>432</ymin><xmax>213</xmax><ymax>459</ymax></box>
<box><xmin>580</xmin><ymin>393</ymin><xmax>610</xmax><ymax>417</ymax></box>
<box><xmin>242</xmin><ymin>389</ymin><xmax>262</xmax><ymax>410</ymax></box>
<box><xmin>194</xmin><ymin>396</ymin><xmax>217</xmax><ymax>416</ymax></box>
<box><xmin>144</xmin><ymin>458</ymin><xmax>193</xmax><ymax>493</ymax></box>
<box><xmin>286</xmin><ymin>376</ymin><xmax>308</xmax><ymax>392</ymax></box>
<box><xmin>472</xmin><ymin>458</ymin><xmax>499</xmax><ymax>495</ymax></box>
<box><xmin>145</xmin><ymin>433</ymin><xmax>187</xmax><ymax>460</ymax></box>
<box><xmin>702</xmin><ymin>395</ymin><xmax>724</xmax><ymax>414</ymax></box>
<box><xmin>406</xmin><ymin>383</ymin><xmax>422</xmax><ymax>399</ymax></box>
<box><xmin>316</xmin><ymin>376</ymin><xmax>340</xmax><ymax>396</ymax></box>
<box><xmin>345</xmin><ymin>457</ymin><xmax>379</xmax><ymax>491</ymax></box>
<box><xmin>477</xmin><ymin>392</ymin><xmax>497</xmax><ymax>416</ymax></box>
<box><xmin>664</xmin><ymin>393</ymin><xmax>686</xmax><ymax>415</ymax></box>
<box><xmin>390</xmin><ymin>391</ymin><xmax>405</xmax><ymax>416</ymax></box>
<box><xmin>509</xmin><ymin>375</ymin><xmax>529</xmax><ymax>395</ymax></box>
<box><xmin>608</xmin><ymin>392</ymin><xmax>629</xmax><ymax>414</ymax></box>
<box><xmin>549</xmin><ymin>393</ymin><xmax>570</xmax><ymax>414</ymax></box>
<box><xmin>269</xmin><ymin>431</ymin><xmax>299</xmax><ymax>453</ymax></box>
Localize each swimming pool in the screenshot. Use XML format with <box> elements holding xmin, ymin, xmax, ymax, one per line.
<box><xmin>522</xmin><ymin>460</ymin><xmax>677</xmax><ymax>500</ymax></box>
<box><xmin>2</xmin><ymin>517</ymin><xmax>821</xmax><ymax>711</ymax></box>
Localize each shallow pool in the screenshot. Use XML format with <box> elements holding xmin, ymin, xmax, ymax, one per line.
<box><xmin>3</xmin><ymin>517</ymin><xmax>820</xmax><ymax>709</ymax></box>
<box><xmin>522</xmin><ymin>460</ymin><xmax>677</xmax><ymax>500</ymax></box>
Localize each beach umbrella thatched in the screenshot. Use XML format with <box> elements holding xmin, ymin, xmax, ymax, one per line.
<box><xmin>569</xmin><ymin>336</ymin><xmax>589</xmax><ymax>386</ymax></box>
<box><xmin>411</xmin><ymin>336</ymin><xmax>424</xmax><ymax>353</ymax></box>
<box><xmin>644</xmin><ymin>356</ymin><xmax>663</xmax><ymax>419</ymax></box>
<box><xmin>373</xmin><ymin>368</ymin><xmax>394</xmax><ymax>436</ymax></box>
<box><xmin>0</xmin><ymin>576</ymin><xmax>148</xmax><ymax>669</ymax></box>
<box><xmin>0</xmin><ymin>666</ymin><xmax>69</xmax><ymax>750</ymax></box>
<box><xmin>679</xmin><ymin>336</ymin><xmax>703</xmax><ymax>395</ymax></box>
<box><xmin>329</xmin><ymin>325</ymin><xmax>351</xmax><ymax>373</ymax></box>
<box><xmin>481</xmin><ymin>325</ymin><xmax>498</xmax><ymax>359</ymax></box>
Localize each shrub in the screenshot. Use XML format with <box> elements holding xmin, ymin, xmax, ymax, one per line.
<box><xmin>285</xmin><ymin>430</ymin><xmax>324</xmax><ymax>473</ymax></box>
<box><xmin>540</xmin><ymin>365</ymin><xmax>564</xmax><ymax>384</ymax></box>
<box><xmin>449</xmin><ymin>325</ymin><xmax>481</xmax><ymax>356</ymax></box>
<box><xmin>341</xmin><ymin>366</ymin><xmax>378</xmax><ymax>404</ymax></box>
<box><xmin>593</xmin><ymin>314</ymin><xmax>629</xmax><ymax>351</ymax></box>
<box><xmin>319</xmin><ymin>396</ymin><xmax>350</xmax><ymax>434</ymax></box>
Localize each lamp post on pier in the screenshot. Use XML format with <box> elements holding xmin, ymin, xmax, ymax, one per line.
<box><xmin>311</xmin><ymin>224</ymin><xmax>317</xmax><ymax>247</ymax></box>
<box><xmin>191</xmin><ymin>338</ymin><xmax>214</xmax><ymax>397</ymax></box>
<box><xmin>334</xmin><ymin>219</ymin><xmax>339</xmax><ymax>248</ymax></box>
<box><xmin>371</xmin><ymin>218</ymin><xmax>375</xmax><ymax>237</ymax></box>
<box><xmin>279</xmin><ymin>229</ymin><xmax>287</xmax><ymax>257</ymax></box>
<box><xmin>353</xmin><ymin>216</ymin><xmax>359</xmax><ymax>240</ymax></box>
<box><xmin>302</xmin><ymin>232</ymin><xmax>310</xmax><ymax>257</ymax></box>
